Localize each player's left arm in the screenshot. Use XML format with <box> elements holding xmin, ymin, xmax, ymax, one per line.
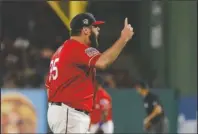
<box><xmin>101</xmin><ymin>108</ymin><xmax>109</xmax><ymax>122</ymax></box>
<box><xmin>144</xmin><ymin>99</ymin><xmax>162</xmax><ymax>124</ymax></box>
<box><xmin>146</xmin><ymin>104</ymin><xmax>162</xmax><ymax>122</ymax></box>
<box><xmin>100</xmin><ymin>98</ymin><xmax>111</xmax><ymax>123</ymax></box>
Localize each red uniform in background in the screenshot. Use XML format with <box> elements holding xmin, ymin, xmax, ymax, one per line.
<box><xmin>46</xmin><ymin>39</ymin><xmax>101</xmax><ymax>112</ymax></box>
<box><xmin>90</xmin><ymin>87</ymin><xmax>114</xmax><ymax>133</ymax></box>
<box><xmin>91</xmin><ymin>87</ymin><xmax>112</xmax><ymax>123</ymax></box>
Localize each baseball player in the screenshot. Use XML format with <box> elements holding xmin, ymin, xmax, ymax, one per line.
<box><xmin>46</xmin><ymin>12</ymin><xmax>134</xmax><ymax>133</ymax></box>
<box><xmin>90</xmin><ymin>76</ymin><xmax>114</xmax><ymax>134</ymax></box>
<box><xmin>134</xmin><ymin>80</ymin><xmax>169</xmax><ymax>134</ymax></box>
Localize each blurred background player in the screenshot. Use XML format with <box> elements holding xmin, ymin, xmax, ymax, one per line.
<box><xmin>90</xmin><ymin>76</ymin><xmax>114</xmax><ymax>134</ymax></box>
<box><xmin>134</xmin><ymin>80</ymin><xmax>169</xmax><ymax>134</ymax></box>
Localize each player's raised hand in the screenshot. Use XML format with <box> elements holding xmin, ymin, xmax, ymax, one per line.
<box><xmin>121</xmin><ymin>18</ymin><xmax>134</xmax><ymax>42</ymax></box>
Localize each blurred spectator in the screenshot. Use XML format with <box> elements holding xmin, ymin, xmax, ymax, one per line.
<box><xmin>112</xmin><ymin>70</ymin><xmax>132</xmax><ymax>88</ymax></box>
<box><xmin>2</xmin><ymin>73</ymin><xmax>18</xmax><ymax>88</ymax></box>
<box><xmin>35</xmin><ymin>48</ymin><xmax>54</xmax><ymax>76</ymax></box>
<box><xmin>103</xmin><ymin>74</ymin><xmax>117</xmax><ymax>88</ymax></box>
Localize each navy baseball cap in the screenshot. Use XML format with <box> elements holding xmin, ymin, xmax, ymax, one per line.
<box><xmin>70</xmin><ymin>13</ymin><xmax>105</xmax><ymax>30</ymax></box>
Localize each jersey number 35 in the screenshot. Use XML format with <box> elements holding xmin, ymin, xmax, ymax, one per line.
<box><xmin>49</xmin><ymin>58</ymin><xmax>59</xmax><ymax>81</ymax></box>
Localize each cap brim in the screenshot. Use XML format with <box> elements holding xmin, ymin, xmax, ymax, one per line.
<box><xmin>92</xmin><ymin>21</ymin><xmax>105</xmax><ymax>25</ymax></box>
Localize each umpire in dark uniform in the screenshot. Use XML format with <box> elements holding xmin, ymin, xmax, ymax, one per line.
<box><xmin>134</xmin><ymin>80</ymin><xmax>169</xmax><ymax>134</ymax></box>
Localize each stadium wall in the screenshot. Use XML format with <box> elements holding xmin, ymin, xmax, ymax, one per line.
<box><xmin>2</xmin><ymin>88</ymin><xmax>196</xmax><ymax>133</ymax></box>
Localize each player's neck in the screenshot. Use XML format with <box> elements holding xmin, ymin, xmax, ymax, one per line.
<box><xmin>70</xmin><ymin>36</ymin><xmax>89</xmax><ymax>46</ymax></box>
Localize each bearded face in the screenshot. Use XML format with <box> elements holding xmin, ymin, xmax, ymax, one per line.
<box><xmin>88</xmin><ymin>26</ymin><xmax>100</xmax><ymax>48</ymax></box>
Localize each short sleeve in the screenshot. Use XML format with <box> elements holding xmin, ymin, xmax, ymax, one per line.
<box><xmin>151</xmin><ymin>95</ymin><xmax>159</xmax><ymax>106</ymax></box>
<box><xmin>75</xmin><ymin>46</ymin><xmax>101</xmax><ymax>67</ymax></box>
<box><xmin>152</xmin><ymin>101</ymin><xmax>158</xmax><ymax>106</ymax></box>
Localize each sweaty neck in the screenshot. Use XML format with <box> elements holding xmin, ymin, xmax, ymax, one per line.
<box><xmin>70</xmin><ymin>36</ymin><xmax>90</xmax><ymax>46</ymax></box>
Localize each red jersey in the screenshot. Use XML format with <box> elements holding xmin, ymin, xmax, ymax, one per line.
<box><xmin>45</xmin><ymin>39</ymin><xmax>101</xmax><ymax>112</ymax></box>
<box><xmin>90</xmin><ymin>87</ymin><xmax>112</xmax><ymax>124</ymax></box>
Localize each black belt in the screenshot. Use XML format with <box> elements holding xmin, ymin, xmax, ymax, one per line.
<box><xmin>50</xmin><ymin>102</ymin><xmax>89</xmax><ymax>115</ymax></box>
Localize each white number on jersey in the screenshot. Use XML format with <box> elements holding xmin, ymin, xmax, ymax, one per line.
<box><xmin>49</xmin><ymin>58</ymin><xmax>59</xmax><ymax>81</ymax></box>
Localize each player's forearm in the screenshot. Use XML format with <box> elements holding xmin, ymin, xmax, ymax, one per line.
<box><xmin>147</xmin><ymin>106</ymin><xmax>162</xmax><ymax>121</ymax></box>
<box><xmin>147</xmin><ymin>111</ymin><xmax>158</xmax><ymax>122</ymax></box>
<box><xmin>101</xmin><ymin>110</ymin><xmax>108</xmax><ymax>122</ymax></box>
<box><xmin>95</xmin><ymin>37</ymin><xmax>128</xmax><ymax>69</ymax></box>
